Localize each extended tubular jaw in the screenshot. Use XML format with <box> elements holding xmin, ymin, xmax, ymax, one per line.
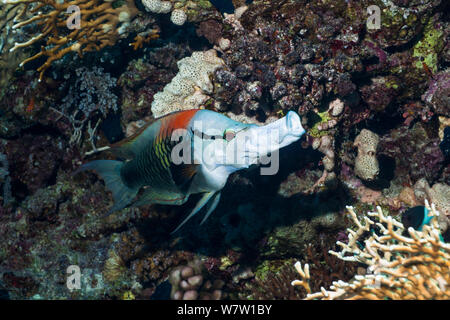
<box><xmin>231</xmin><ymin>111</ymin><xmax>305</xmax><ymax>168</ymax></box>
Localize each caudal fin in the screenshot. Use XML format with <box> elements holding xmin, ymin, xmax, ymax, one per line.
<box><xmin>75</xmin><ymin>160</ymin><xmax>138</xmax><ymax>215</ymax></box>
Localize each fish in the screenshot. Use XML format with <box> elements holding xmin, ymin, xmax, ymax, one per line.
<box><xmin>75</xmin><ymin>109</ymin><xmax>305</xmax><ymax>233</ymax></box>
<box><xmin>402</xmin><ymin>205</ymin><xmax>444</xmax><ymax>241</ymax></box>
<box><xmin>402</xmin><ymin>206</ymin><xmax>429</xmax><ymax>231</ymax></box>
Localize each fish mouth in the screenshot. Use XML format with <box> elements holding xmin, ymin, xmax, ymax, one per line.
<box><xmin>229</xmin><ymin>111</ymin><xmax>305</xmax><ymax>168</ymax></box>
<box><xmin>245</xmin><ymin>111</ymin><xmax>305</xmax><ymax>150</ymax></box>
<box><xmin>286</xmin><ymin>111</ymin><xmax>304</xmax><ymax>137</ymax></box>
<box><xmin>197</xmin><ymin>111</ymin><xmax>306</xmax><ymax>172</ymax></box>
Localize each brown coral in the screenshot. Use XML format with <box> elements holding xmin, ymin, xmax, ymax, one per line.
<box><xmin>5</xmin><ymin>0</ymin><xmax>139</xmax><ymax>81</ymax></box>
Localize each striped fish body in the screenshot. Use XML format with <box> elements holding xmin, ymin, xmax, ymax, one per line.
<box><xmin>76</xmin><ymin>109</ymin><xmax>305</xmax><ymax>233</ymax></box>
<box><xmin>112</xmin><ymin>109</ymin><xmax>202</xmax><ymax>207</ymax></box>
<box><xmin>119</xmin><ymin>122</ymin><xmax>182</xmax><ymax>192</ymax></box>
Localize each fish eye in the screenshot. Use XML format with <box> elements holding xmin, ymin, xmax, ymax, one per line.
<box><xmin>224</xmin><ymin>129</ymin><xmax>236</xmax><ymax>141</ymax></box>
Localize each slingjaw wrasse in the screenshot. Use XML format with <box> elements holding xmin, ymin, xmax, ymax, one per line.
<box><xmin>76</xmin><ymin>109</ymin><xmax>306</xmax><ymax>233</ymax></box>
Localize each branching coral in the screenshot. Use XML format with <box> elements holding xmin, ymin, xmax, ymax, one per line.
<box><xmin>292</xmin><ymin>201</ymin><xmax>450</xmax><ymax>299</ymax></box>
<box><xmin>3</xmin><ymin>0</ymin><xmax>138</xmax><ymax>81</ymax></box>
<box><xmin>0</xmin><ymin>3</ymin><xmax>28</xmax><ymax>98</ymax></box>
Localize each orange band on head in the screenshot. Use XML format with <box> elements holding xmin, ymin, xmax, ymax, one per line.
<box><xmin>160</xmin><ymin>109</ymin><xmax>199</xmax><ymax>138</ymax></box>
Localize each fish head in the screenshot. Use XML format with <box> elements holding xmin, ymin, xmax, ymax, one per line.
<box><xmin>190</xmin><ymin>110</ymin><xmax>305</xmax><ymax>175</ymax></box>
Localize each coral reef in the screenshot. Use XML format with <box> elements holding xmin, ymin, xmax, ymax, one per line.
<box><xmin>5</xmin><ymin>134</ymin><xmax>67</xmax><ymax>197</ymax></box>
<box><xmin>292</xmin><ymin>202</ymin><xmax>450</xmax><ymax>299</ymax></box>
<box><xmin>3</xmin><ymin>0</ymin><xmax>139</xmax><ymax>81</ymax></box>
<box><xmin>249</xmin><ymin>261</ymin><xmax>304</xmax><ymax>300</ymax></box>
<box><xmin>399</xmin><ymin>179</ymin><xmax>450</xmax><ymax>234</ymax></box>
<box><xmin>262</xmin><ymin>208</ymin><xmax>346</xmax><ymax>260</ymax></box>
<box><xmin>119</xmin><ymin>42</ymin><xmax>192</xmax><ymax>124</ymax></box>
<box><xmin>0</xmin><ymin>0</ymin><xmax>449</xmax><ymax>301</ymax></box>
<box><xmin>142</xmin><ymin>0</ymin><xmax>172</xmax><ymax>15</ymax></box>
<box><xmin>379</xmin><ymin>122</ymin><xmax>445</xmax><ymax>184</ymax></box>
<box><xmin>422</xmin><ymin>69</ymin><xmax>450</xmax><ymax>117</ymax></box>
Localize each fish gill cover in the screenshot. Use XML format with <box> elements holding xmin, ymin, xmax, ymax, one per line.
<box><xmin>0</xmin><ymin>0</ymin><xmax>448</xmax><ymax>300</ymax></box>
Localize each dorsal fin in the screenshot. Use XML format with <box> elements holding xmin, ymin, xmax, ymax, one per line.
<box><xmin>110</xmin><ymin>118</ymin><xmax>159</xmax><ymax>159</ymax></box>
<box><xmin>110</xmin><ymin>110</ymin><xmax>200</xmax><ymax>159</ymax></box>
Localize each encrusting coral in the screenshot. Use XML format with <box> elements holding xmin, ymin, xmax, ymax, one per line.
<box><xmin>291</xmin><ymin>201</ymin><xmax>450</xmax><ymax>300</ymax></box>
<box><xmin>141</xmin><ymin>0</ymin><xmax>216</xmax><ymax>26</ymax></box>
<box><xmin>354</xmin><ymin>129</ymin><xmax>380</xmax><ymax>181</ymax></box>
<box><xmin>3</xmin><ymin>0</ymin><xmax>139</xmax><ymax>81</ymax></box>
<box><xmin>151</xmin><ymin>49</ymin><xmax>224</xmax><ymax>118</ymax></box>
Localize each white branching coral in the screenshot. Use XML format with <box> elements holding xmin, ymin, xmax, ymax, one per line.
<box><xmin>151</xmin><ymin>49</ymin><xmax>224</xmax><ymax>118</ymax></box>
<box><xmin>292</xmin><ymin>201</ymin><xmax>450</xmax><ymax>300</ymax></box>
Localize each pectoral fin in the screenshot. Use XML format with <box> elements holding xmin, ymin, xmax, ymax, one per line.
<box><xmin>171</xmin><ymin>191</ymin><xmax>216</xmax><ymax>234</ymax></box>
<box><xmin>170</xmin><ymin>163</ymin><xmax>199</xmax><ymax>193</ymax></box>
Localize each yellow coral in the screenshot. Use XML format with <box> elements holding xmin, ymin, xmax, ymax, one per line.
<box><xmin>292</xmin><ymin>201</ymin><xmax>450</xmax><ymax>300</ymax></box>
<box><xmin>4</xmin><ymin>0</ymin><xmax>138</xmax><ymax>81</ymax></box>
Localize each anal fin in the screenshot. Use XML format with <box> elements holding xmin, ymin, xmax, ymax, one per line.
<box><xmin>200</xmin><ymin>192</ymin><xmax>221</xmax><ymax>225</ymax></box>
<box><xmin>171</xmin><ymin>191</ymin><xmax>216</xmax><ymax>234</ymax></box>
